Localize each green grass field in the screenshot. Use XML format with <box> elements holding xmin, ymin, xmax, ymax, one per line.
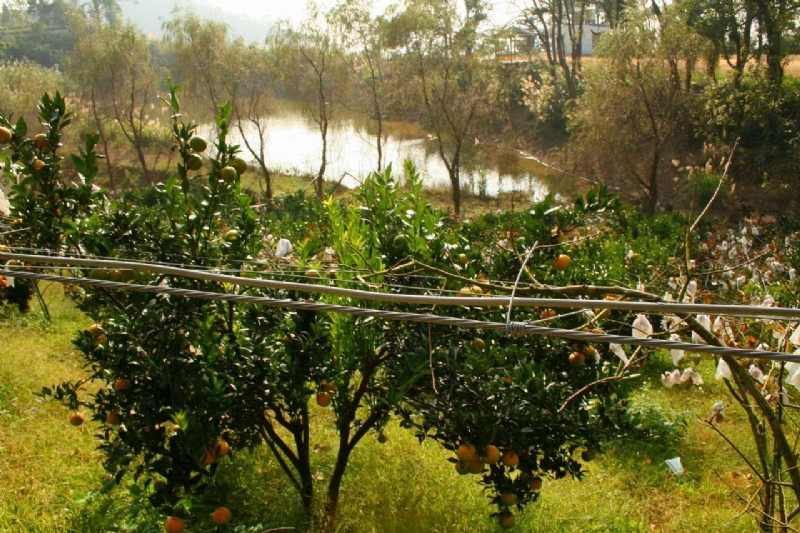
<box><xmin>0</xmin><ymin>285</ymin><xmax>781</xmax><ymax>532</ymax></box>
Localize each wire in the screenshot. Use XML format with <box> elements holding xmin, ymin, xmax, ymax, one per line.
<box><xmin>2</xmin><ymin>268</ymin><xmax>800</xmax><ymax>364</ymax></box>
<box><xmin>3</xmin><ymin>252</ymin><xmax>800</xmax><ymax>320</ymax></box>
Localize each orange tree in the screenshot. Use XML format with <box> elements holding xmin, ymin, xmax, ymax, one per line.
<box><xmin>0</xmin><ymin>92</ymin><xmax>104</xmax><ymax>314</ymax></box>
<box><xmin>0</xmin><ymin>91</ymin><xmax>674</xmax><ymax>530</ymax></box>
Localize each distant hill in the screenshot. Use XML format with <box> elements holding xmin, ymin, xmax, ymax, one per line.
<box><xmin>119</xmin><ymin>0</ymin><xmax>274</xmax><ymax>43</ymax></box>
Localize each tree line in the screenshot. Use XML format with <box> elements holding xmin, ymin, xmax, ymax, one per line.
<box><xmin>1</xmin><ymin>0</ymin><xmax>799</xmax><ymax>216</ymax></box>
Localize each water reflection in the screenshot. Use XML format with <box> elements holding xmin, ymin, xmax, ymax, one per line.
<box><xmin>206</xmin><ymin>102</ymin><xmax>590</xmax><ymax>202</ymax></box>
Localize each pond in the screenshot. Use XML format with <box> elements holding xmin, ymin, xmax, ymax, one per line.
<box><xmin>205</xmin><ymin>101</ymin><xmax>592</xmax><ymax>203</ymax></box>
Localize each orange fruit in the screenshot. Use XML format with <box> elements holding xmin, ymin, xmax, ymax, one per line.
<box><xmin>553</xmin><ymin>254</ymin><xmax>571</xmax><ymax>271</ymax></box>
<box><xmin>502</xmin><ymin>450</ymin><xmax>519</xmax><ymax>468</ymax></box>
<box><xmin>220</xmin><ymin>166</ymin><xmax>238</xmax><ymax>184</ymax></box>
<box><xmin>105</xmin><ymin>411</ymin><xmax>121</xmax><ymax>425</ymax></box>
<box><xmin>200</xmin><ymin>449</ymin><xmax>217</xmax><ymax>466</ymax></box>
<box><xmin>69</xmin><ymin>412</ymin><xmax>85</xmax><ymax>426</ymax></box>
<box><xmin>229</xmin><ymin>157</ymin><xmax>248</xmax><ymax>175</ymax></box>
<box><xmin>466</xmin><ymin>458</ymin><xmax>485</xmax><ymax>474</ymax></box>
<box><xmin>213</xmin><ymin>440</ymin><xmax>230</xmax><ymax>458</ymax></box>
<box><xmin>540</xmin><ymin>308</ymin><xmax>557</xmax><ymax>319</ymax></box>
<box><xmin>33</xmin><ymin>133</ymin><xmax>48</xmax><ymax>148</ymax></box>
<box><xmin>321</xmin><ymin>381</ymin><xmax>336</xmax><ymax>392</ymax></box>
<box><xmin>499</xmin><ymin>514</ymin><xmax>516</xmax><ymax>529</ymax></box>
<box><xmin>316</xmin><ymin>392</ymin><xmax>332</xmax><ymax>407</ymax></box>
<box><xmin>164</xmin><ymin>516</ymin><xmax>185</xmax><ymax>533</ymax></box>
<box><xmin>188</xmin><ymin>136</ymin><xmax>208</xmax><ymax>152</ymax></box>
<box><xmin>212</xmin><ymin>506</ymin><xmax>232</xmax><ymax>525</ymax></box>
<box><xmin>88</xmin><ymin>324</ymin><xmax>104</xmax><ymax>338</ymax></box>
<box><xmin>529</xmin><ymin>476</ymin><xmax>543</xmax><ymax>490</ymax></box>
<box><xmin>186</xmin><ymin>153</ymin><xmax>203</xmax><ymax>171</ymax></box>
<box><xmin>32</xmin><ymin>159</ymin><xmax>45</xmax><ymax>170</ymax></box>
<box><xmin>568</xmin><ymin>351</ymin><xmax>585</xmax><ymax>367</ymax></box>
<box><xmin>455</xmin><ymin>461</ymin><xmax>469</xmax><ymax>475</ymax></box>
<box><xmin>482</xmin><ymin>445</ymin><xmax>501</xmax><ymax>464</ymax></box>
<box><xmin>582</xmin><ymin>346</ymin><xmax>597</xmax><ymax>359</ymax></box>
<box><xmin>114</xmin><ymin>378</ymin><xmax>132</xmax><ymax>391</ymax></box>
<box><xmin>474</xmin><ymin>338</ymin><xmax>486</xmax><ymax>351</ymax></box>
<box><xmin>456</xmin><ymin>444</ymin><xmax>477</xmax><ymax>462</ymax></box>
<box><xmin>0</xmin><ymin>126</ymin><xmax>11</xmax><ymax>144</ymax></box>
<box><xmin>499</xmin><ymin>492</ymin><xmax>518</xmax><ymax>506</ymax></box>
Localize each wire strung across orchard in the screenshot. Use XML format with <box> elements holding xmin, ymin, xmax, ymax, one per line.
<box><xmin>2</xmin><ymin>250</ymin><xmax>800</xmax><ymax>363</ymax></box>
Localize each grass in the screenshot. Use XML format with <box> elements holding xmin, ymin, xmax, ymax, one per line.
<box><xmin>0</xmin><ymin>286</ymin><xmax>790</xmax><ymax>532</ymax></box>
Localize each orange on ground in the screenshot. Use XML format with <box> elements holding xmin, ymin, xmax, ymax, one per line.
<box><xmin>69</xmin><ymin>412</ymin><xmax>85</xmax><ymax>426</ymax></box>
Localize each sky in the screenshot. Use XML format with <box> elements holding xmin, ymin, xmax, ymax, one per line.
<box><xmin>198</xmin><ymin>0</ymin><xmax>522</xmax><ymax>27</ymax></box>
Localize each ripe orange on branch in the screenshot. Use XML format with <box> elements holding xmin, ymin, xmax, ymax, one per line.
<box><xmin>502</xmin><ymin>450</ymin><xmax>519</xmax><ymax>468</ymax></box>
<box><xmin>456</xmin><ymin>443</ymin><xmax>477</xmax><ymax>462</ymax></box>
<box><xmin>553</xmin><ymin>254</ymin><xmax>571</xmax><ymax>271</ymax></box>
<box><xmin>316</xmin><ymin>392</ymin><xmax>332</xmax><ymax>407</ymax></box>
<box><xmin>33</xmin><ymin>133</ymin><xmax>48</xmax><ymax>148</ymax></box>
<box><xmin>212</xmin><ymin>507</ymin><xmax>232</xmax><ymax>525</ymax></box>
<box><xmin>499</xmin><ymin>492</ymin><xmax>518</xmax><ymax>506</ymax></box>
<box><xmin>114</xmin><ymin>378</ymin><xmax>132</xmax><ymax>391</ymax></box>
<box><xmin>499</xmin><ymin>514</ymin><xmax>516</xmax><ymax>529</ymax></box>
<box><xmin>482</xmin><ymin>444</ymin><xmax>501</xmax><ymax>464</ymax></box>
<box><xmin>164</xmin><ymin>517</ymin><xmax>185</xmax><ymax>533</ymax></box>
<box><xmin>0</xmin><ymin>126</ymin><xmax>11</xmax><ymax>144</ymax></box>
<box><xmin>569</xmin><ymin>351</ymin><xmax>585</xmax><ymax>367</ymax></box>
